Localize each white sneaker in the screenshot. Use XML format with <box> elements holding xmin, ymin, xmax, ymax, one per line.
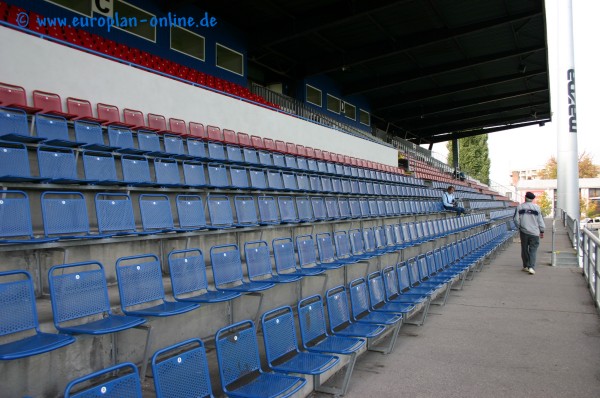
<box><xmin>522</xmin><ymin>267</ymin><xmax>529</xmax><ymax>272</ymax></box>
<box><xmin>528</xmin><ymin>268</ymin><xmax>535</xmax><ymax>275</ymax></box>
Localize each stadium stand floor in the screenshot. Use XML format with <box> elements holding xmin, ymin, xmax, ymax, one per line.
<box><xmin>321</xmin><ymin>221</ymin><xmax>600</xmax><ymax>398</ymax></box>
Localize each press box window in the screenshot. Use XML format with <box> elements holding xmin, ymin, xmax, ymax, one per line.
<box><xmin>306</xmin><ymin>85</ymin><xmax>322</xmax><ymax>107</ymax></box>
<box><xmin>359</xmin><ymin>109</ymin><xmax>370</xmax><ymax>126</ymax></box>
<box><xmin>114</xmin><ymin>0</ymin><xmax>156</xmax><ymax>42</ymax></box>
<box><xmin>46</xmin><ymin>0</ymin><xmax>92</xmax><ymax>16</ymax></box>
<box><xmin>216</xmin><ymin>44</ymin><xmax>244</xmax><ymax>76</ymax></box>
<box><xmin>327</xmin><ymin>94</ymin><xmax>341</xmax><ymax>114</ymax></box>
<box><xmin>344</xmin><ymin>102</ymin><xmax>356</xmax><ymax>120</ymax></box>
<box><xmin>171</xmin><ymin>27</ymin><xmax>205</xmax><ymax>61</ymax></box>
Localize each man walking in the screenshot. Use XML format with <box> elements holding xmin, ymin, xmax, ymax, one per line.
<box><xmin>514</xmin><ymin>192</ymin><xmax>545</xmax><ymax>275</ymax></box>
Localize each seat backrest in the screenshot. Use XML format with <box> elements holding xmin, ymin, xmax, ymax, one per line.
<box><xmin>244</xmin><ymin>240</ymin><xmax>275</xmax><ymax>279</ymax></box>
<box><xmin>210</xmin><ymin>244</ymin><xmax>243</xmax><ymax>286</ymax></box>
<box><xmin>297</xmin><ymin>295</ymin><xmax>328</xmax><ymax>345</ymax></box>
<box><xmin>0</xmin><ymin>107</ymin><xmax>29</xmax><ymax>139</ymax></box>
<box><xmin>230</xmin><ymin>166</ymin><xmax>249</xmax><ymax>188</ymax></box>
<box><xmin>263</xmin><ymin>138</ymin><xmax>276</xmax><ymax>151</ymax></box>
<box><xmin>382</xmin><ymin>266</ymin><xmax>401</xmax><ymax>300</ymax></box>
<box><xmin>333</xmin><ymin>230</ymin><xmax>352</xmax><ymax>259</ymax></box>
<box><xmin>277</xmin><ymin>196</ymin><xmax>297</xmax><ymax>223</ymax></box>
<box><xmin>0</xmin><ymin>142</ymin><xmax>33</xmax><ymax>179</ymax></box>
<box><xmin>367</xmin><ymin>271</ymin><xmax>387</xmax><ymax>307</ymax></box>
<box><xmin>282</xmin><ymin>171</ymin><xmax>298</xmax><ymax>190</ymax></box>
<box><xmin>296</xmin><ymin>173</ymin><xmax>310</xmax><ymax>191</ymax></box>
<box><xmin>250</xmin><ymin>135</ymin><xmax>264</xmax><ymax>149</ymax></box>
<box><xmin>154</xmin><ymin>158</ymin><xmax>181</xmax><ymax>186</ymax></box>
<box><xmin>48</xmin><ymin>261</ymin><xmax>112</xmax><ymax>326</ymax></box>
<box><xmin>234</xmin><ymin>195</ymin><xmax>258</xmax><ymax>225</ymax></box>
<box><xmin>296</xmin><ymin>196</ymin><xmax>314</xmax><ymax>222</ymax></box>
<box><xmin>37</xmin><ymin>146</ymin><xmax>78</xmax><ymax>181</ymax></box>
<box><xmin>0</xmin><ymin>270</ymin><xmax>41</xmax><ymax>337</ymax></box>
<box><xmin>284</xmin><ymin>155</ymin><xmax>298</xmax><ymax>169</ymax></box>
<box><xmin>223</xmin><ymin>129</ymin><xmax>237</xmax><ymax>144</ymax></box>
<box><xmin>116</xmin><ymin>254</ymin><xmax>166</xmax><ymax>311</ymax></box>
<box><xmin>151</xmin><ymin>338</ymin><xmax>214</xmax><ymax>398</ymax></box>
<box><xmin>74</xmin><ymin>120</ymin><xmax>105</xmax><ymax>147</ymax></box>
<box><xmin>207</xmin><ymin>141</ymin><xmax>226</xmax><ymax>161</ymax></box>
<box><xmin>169</xmin><ymin>118</ymin><xmax>187</xmax><ymax>135</ymax></box>
<box><xmin>189</xmin><ymin>122</ymin><xmax>207</xmax><ymax>139</ymax></box>
<box><xmin>147</xmin><ymin>113</ymin><xmax>167</xmax><ymax>131</ymax></box>
<box><xmin>66</xmin><ymin>97</ymin><xmax>94</xmax><ymax>119</ymax></box>
<box><xmin>82</xmin><ymin>151</ymin><xmax>118</xmax><ymax>181</ymax></box>
<box><xmin>207</xmin><ymin>163</ymin><xmax>229</xmax><ymax>187</ymax></box>
<box><xmin>176</xmin><ymin>195</ymin><xmax>208</xmax><ymax>229</ymax></box>
<box><xmin>242</xmin><ymin>147</ymin><xmax>259</xmax><ymax>164</ymax></box>
<box><xmin>41</xmin><ymin>191</ymin><xmax>90</xmax><ymax>237</ymax></box>
<box><xmin>94</xmin><ymin>193</ymin><xmax>137</xmax><ymax>234</ymax></box>
<box><xmin>316</xmin><ymin>232</ymin><xmax>337</xmax><ymax>263</ymax></box>
<box><xmin>324</xmin><ymin>197</ymin><xmax>340</xmax><ymax>220</ymax></box>
<box><xmin>215</xmin><ymin>320</ymin><xmax>261</xmax><ymax>392</ymax></box>
<box><xmin>309</xmin><ymin>175</ymin><xmax>323</xmax><ymax>192</ymax></box>
<box><xmin>97</xmin><ymin>103</ymin><xmax>122</xmax><ymax>124</ymax></box>
<box><xmin>266</xmin><ymin>170</ymin><xmax>284</xmax><ymax>190</ymax></box>
<box><xmin>296</xmin><ymin>234</ymin><xmax>318</xmax><ymax>268</ymax></box>
<box><xmin>349</xmin><ymin>229</ymin><xmax>366</xmax><ymax>255</ymax></box>
<box><xmin>123</xmin><ymin>108</ymin><xmax>145</xmax><ymax>127</ymax></box>
<box><xmin>0</xmin><ymin>82</ymin><xmax>27</xmax><ymax>106</ymax></box>
<box><xmin>338</xmin><ymin>198</ymin><xmax>350</xmax><ymax>218</ymax></box>
<box><xmin>325</xmin><ymin>286</ymin><xmax>352</xmax><ymax>331</ymax></box>
<box><xmin>348</xmin><ymin>278</ymin><xmax>371</xmax><ymax>319</ymax></box>
<box><xmin>261</xmin><ymin>306</ymin><xmax>300</xmax><ymax>365</ymax></box>
<box><xmin>258</xmin><ymin>196</ymin><xmax>279</xmax><ymax>224</ymax></box>
<box><xmin>272</xmin><ymin>237</ymin><xmax>298</xmax><ymax>273</ymax></box>
<box><xmin>168</xmin><ymin>248</ymin><xmax>214</xmax><ymax>302</ymax></box>
<box><xmin>207</xmin><ymin>126</ymin><xmax>223</xmax><ymax>142</ymax></box>
<box><xmin>207</xmin><ymin>195</ymin><xmax>234</xmax><ymax>227</ymax></box>
<box><xmin>258</xmin><ymin>150</ymin><xmax>273</xmax><ymax>167</ymax></box>
<box><xmin>0</xmin><ymin>190</ymin><xmax>35</xmax><ymax>239</ymax></box>
<box><xmin>137</xmin><ymin>130</ymin><xmax>162</xmax><ymax>153</ymax></box>
<box><xmin>35</xmin><ymin>114</ymin><xmax>70</xmax><ymax>142</ymax></box>
<box><xmin>237</xmin><ymin>132</ymin><xmax>251</xmax><ymax>147</ymax></box>
<box><xmin>164</xmin><ymin>135</ymin><xmax>185</xmax><ymax>155</ymax></box>
<box><xmin>248</xmin><ymin>168</ymin><xmax>267</xmax><ymax>190</ymax></box>
<box><xmin>108</xmin><ymin>126</ymin><xmax>135</xmax><ymax>149</ymax></box>
<box><xmin>64</xmin><ymin>362</ymin><xmax>142</xmax><ymax>398</ymax></box>
<box><xmin>121</xmin><ymin>155</ymin><xmax>151</xmax><ymax>184</ymax></box>
<box><xmin>348</xmin><ymin>198</ymin><xmax>361</xmax><ymax>218</ymax></box>
<box><xmin>272</xmin><ymin>152</ymin><xmax>286</xmax><ymax>168</ymax></box>
<box><xmin>139</xmin><ymin>194</ymin><xmax>175</xmax><ymax>231</ymax></box>
<box><xmin>226</xmin><ymin>144</ymin><xmax>244</xmax><ymax>163</ymax></box>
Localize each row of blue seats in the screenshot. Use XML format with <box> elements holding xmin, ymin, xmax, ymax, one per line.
<box><xmin>489</xmin><ymin>208</ymin><xmax>516</xmax><ymax>220</ymax></box>
<box><xmin>0</xmin><ymin>108</ymin><xmax>420</xmax><ymax>185</ymax></box>
<box><xmin>0</xmin><ymin>141</ymin><xmax>440</xmax><ymax>199</ymax></box>
<box><xmin>2</xmin><ymin>224</ymin><xmax>513</xmax><ymax>396</ymax></box>
<box><xmin>1</xmin><ymin>189</ymin><xmax>477</xmax><ymax>244</ymax></box>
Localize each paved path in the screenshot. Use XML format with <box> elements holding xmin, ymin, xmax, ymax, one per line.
<box><xmin>332</xmin><ymin>224</ymin><xmax>600</xmax><ymax>398</ymax></box>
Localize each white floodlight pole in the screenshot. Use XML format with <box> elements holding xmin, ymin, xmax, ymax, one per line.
<box><xmin>556</xmin><ymin>0</ymin><xmax>580</xmax><ymax>219</ymax></box>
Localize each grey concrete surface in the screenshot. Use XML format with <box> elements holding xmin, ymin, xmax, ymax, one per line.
<box><xmin>329</xmin><ymin>226</ymin><xmax>600</xmax><ymax>398</ymax></box>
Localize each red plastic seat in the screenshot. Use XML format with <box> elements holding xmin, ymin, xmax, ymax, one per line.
<box><xmin>296</xmin><ymin>145</ymin><xmax>307</xmax><ymax>157</ymax></box>
<box><xmin>274</xmin><ymin>140</ymin><xmax>287</xmax><ymax>154</ymax></box>
<box><xmin>66</xmin><ymin>97</ymin><xmax>106</xmax><ymax>123</ymax></box>
<box><xmin>223</xmin><ymin>129</ymin><xmax>238</xmax><ymax>144</ymax></box>
<box><xmin>147</xmin><ymin>113</ymin><xmax>171</xmax><ymax>134</ymax></box>
<box><xmin>207</xmin><ymin>126</ymin><xmax>223</xmax><ymax>142</ymax></box>
<box><xmin>314</xmin><ymin>149</ymin><xmax>323</xmax><ymax>160</ymax></box>
<box><xmin>343</xmin><ymin>155</ymin><xmax>351</xmax><ymax>165</ymax></box>
<box><xmin>285</xmin><ymin>142</ymin><xmax>297</xmax><ymax>155</ymax></box>
<box><xmin>123</xmin><ymin>108</ymin><xmax>152</xmax><ymax>131</ymax></box>
<box><xmin>97</xmin><ymin>103</ymin><xmax>134</xmax><ymax>127</ymax></box>
<box><xmin>250</xmin><ymin>135</ymin><xmax>265</xmax><ymax>149</ymax></box>
<box><xmin>169</xmin><ymin>118</ymin><xmax>187</xmax><ymax>136</ymax></box>
<box><xmin>32</xmin><ymin>90</ymin><xmax>76</xmax><ymax>118</ymax></box>
<box><xmin>305</xmin><ymin>147</ymin><xmax>316</xmax><ymax>159</ymax></box>
<box><xmin>0</xmin><ymin>82</ymin><xmax>41</xmax><ymax>113</ymax></box>
<box><xmin>322</xmin><ymin>151</ymin><xmax>332</xmax><ymax>162</ymax></box>
<box><xmin>189</xmin><ymin>122</ymin><xmax>207</xmax><ymax>139</ymax></box>
<box><xmin>237</xmin><ymin>132</ymin><xmax>251</xmax><ymax>147</ymax></box>
<box><xmin>263</xmin><ymin>138</ymin><xmax>276</xmax><ymax>152</ymax></box>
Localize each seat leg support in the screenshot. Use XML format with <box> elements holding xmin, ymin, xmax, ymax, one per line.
<box><xmin>404</xmin><ymin>297</ymin><xmax>431</xmax><ymax>326</ymax></box>
<box><xmin>315</xmin><ymin>351</ymin><xmax>358</xmax><ymax>396</ymax></box>
<box><xmin>367</xmin><ymin>319</ymin><xmax>402</xmax><ymax>355</ymax></box>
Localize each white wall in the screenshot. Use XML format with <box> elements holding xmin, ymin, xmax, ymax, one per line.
<box><xmin>0</xmin><ymin>26</ymin><xmax>398</xmax><ymax>165</ymax></box>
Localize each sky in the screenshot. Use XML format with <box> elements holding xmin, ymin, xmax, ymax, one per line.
<box><xmin>426</xmin><ymin>0</ymin><xmax>599</xmax><ymax>190</ymax></box>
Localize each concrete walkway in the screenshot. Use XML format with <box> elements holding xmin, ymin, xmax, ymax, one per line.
<box><xmin>331</xmin><ymin>224</ymin><xmax>600</xmax><ymax>398</ymax></box>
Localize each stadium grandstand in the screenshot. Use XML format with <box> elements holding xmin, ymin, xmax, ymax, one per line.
<box><xmin>1</xmin><ymin>1</ymin><xmax>599</xmax><ymax>397</ymax></box>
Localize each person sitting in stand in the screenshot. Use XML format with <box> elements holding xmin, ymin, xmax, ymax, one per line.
<box><xmin>442</xmin><ymin>185</ymin><xmax>466</xmax><ymax>216</ymax></box>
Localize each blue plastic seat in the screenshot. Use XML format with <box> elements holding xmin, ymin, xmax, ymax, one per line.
<box><xmin>182</xmin><ymin>161</ymin><xmax>208</xmax><ymax>187</ymax></box>
<box><xmin>0</xmin><ymin>270</ymin><xmax>75</xmax><ymax>360</ymax></box>
<box><xmin>338</xmin><ymin>197</ymin><xmax>351</xmax><ymax>219</ymax></box>
<box><xmin>121</xmin><ymin>155</ymin><xmax>156</xmax><ymax>187</ymax></box>
<box><xmin>331</xmin><ymin>178</ymin><xmax>342</xmax><ymax>193</ymax></box>
<box><xmin>164</xmin><ymin>134</ymin><xmax>192</xmax><ymax>159</ymax></box>
<box><xmin>95</xmin><ymin>193</ymin><xmax>152</xmax><ymax>236</ymax></box>
<box><xmin>64</xmin><ymin>362</ymin><xmax>142</xmax><ymax>398</ymax></box>
<box><xmin>325</xmin><ymin>285</ymin><xmax>386</xmax><ymax>339</ymax></box>
<box><xmin>311</xmin><ymin>196</ymin><xmax>329</xmax><ymax>221</ymax></box>
<box><xmin>108</xmin><ymin>126</ymin><xmax>146</xmax><ymax>155</ymax></box>
<box><xmin>316</xmin><ymin>232</ymin><xmax>359</xmax><ymax>266</ymax></box>
<box><xmin>272</xmin><ymin>152</ymin><xmax>286</xmax><ymax>169</ymax></box>
<box><xmin>296</xmin><ymin>234</ymin><xmax>342</xmax><ymax>271</ymax></box>
<box><xmin>382</xmin><ymin>265</ymin><xmax>430</xmax><ymax>316</ymax></box>
<box><xmin>37</xmin><ymin>146</ymin><xmax>83</xmax><ymax>184</ymax></box>
<box><xmin>215</xmin><ymin>320</ymin><xmax>306</xmax><ymax>398</ymax></box>
<box><xmin>348</xmin><ymin>278</ymin><xmax>403</xmax><ymax>325</ymax></box>
<box><xmin>296</xmin><ymin>196</ymin><xmax>314</xmax><ymax>222</ymax></box>
<box><xmin>154</xmin><ymin>158</ymin><xmax>182</xmax><ymax>187</ymax></box>
<box><xmin>324</xmin><ymin>197</ymin><xmax>341</xmax><ymax>220</ymax></box>
<box><xmin>41</xmin><ymin>191</ymin><xmax>110</xmax><ymax>239</ymax></box>
<box><xmin>321</xmin><ymin>176</ymin><xmax>333</xmax><ymax>192</ymax></box>
<box><xmin>332</xmin><ymin>230</ymin><xmax>367</xmax><ymax>263</ymax></box>
<box><xmin>0</xmin><ymin>107</ymin><xmax>42</xmax><ymax>143</ymax></box>
<box><xmin>297</xmin><ymin>173</ymin><xmax>310</xmax><ymax>191</ymax></box>
<box><xmin>207</xmin><ymin>141</ymin><xmax>226</xmax><ymax>161</ymax></box>
<box><xmin>0</xmin><ymin>141</ymin><xmax>45</xmax><ymax>182</ymax></box>
<box><xmin>82</xmin><ymin>150</ymin><xmax>122</xmax><ymax>185</ymax></box>
<box><xmin>226</xmin><ymin>144</ymin><xmax>245</xmax><ymax>163</ymax></box>
<box><xmin>35</xmin><ymin>113</ymin><xmax>79</xmax><ymax>147</ymax></box>
<box><xmin>348</xmin><ymin>229</ymin><xmax>378</xmax><ymax>260</ymax></box>
<box><xmin>187</xmin><ymin>138</ymin><xmax>208</xmax><ymax>159</ymax></box>
<box><xmin>261</xmin><ymin>306</ymin><xmax>339</xmax><ymax>377</ymax></box>
<box><xmin>74</xmin><ymin>120</ymin><xmax>116</xmax><ymax>152</ymax></box>
<box><xmin>136</xmin><ymin>129</ymin><xmax>167</xmax><ymax>157</ymax></box>
<box><xmin>273</xmin><ymin>237</ymin><xmax>324</xmax><ymax>277</ymax></box>
<box><xmin>285</xmin><ymin>155</ymin><xmax>298</xmax><ymax>169</ymax></box>
<box><xmin>168</xmin><ymin>248</ymin><xmax>241</xmax><ymax>303</ymax></box>
<box><xmin>48</xmin><ymin>261</ymin><xmax>147</xmax><ymax>335</ymax></box>
<box><xmin>230</xmin><ymin>166</ymin><xmax>251</xmax><ymax>189</ymax></box>
<box><xmin>257</xmin><ymin>195</ymin><xmax>280</xmax><ymax>225</ymax></box>
<box><xmin>210</xmin><ymin>244</ymin><xmax>275</xmax><ymax>292</ymax></box>
<box><xmin>207</xmin><ymin>195</ymin><xmax>237</xmax><ymax>228</ymax></box>
<box><xmin>282</xmin><ymin>171</ymin><xmax>299</xmax><ymax>191</ymax></box>
<box><xmin>176</xmin><ymin>195</ymin><xmax>217</xmax><ymax>231</ymax></box>
<box><xmin>115</xmin><ymin>254</ymin><xmax>199</xmax><ymax>317</ymax></box>
<box><xmin>249</xmin><ymin>168</ymin><xmax>268</xmax><ymax>190</ymax></box>
<box><xmin>367</xmin><ymin>271</ymin><xmax>415</xmax><ymax>315</ymax></box>
<box><xmin>348</xmin><ymin>198</ymin><xmax>361</xmax><ymax>218</ymax></box>
<box><xmin>244</xmin><ymin>240</ymin><xmax>301</xmax><ymax>284</ymax></box>
<box><xmin>266</xmin><ymin>169</ymin><xmax>285</xmax><ymax>190</ymax></box>
<box><xmin>207</xmin><ymin>163</ymin><xmax>231</xmax><ymax>188</ymax></box>
<box><xmin>139</xmin><ymin>194</ymin><xmax>178</xmax><ymax>232</ymax></box>
<box><xmin>258</xmin><ymin>150</ymin><xmax>273</xmax><ymax>167</ymax></box>
<box><xmin>234</xmin><ymin>195</ymin><xmax>259</xmax><ymax>226</ymax></box>
<box><xmin>151</xmin><ymin>338</ymin><xmax>215</xmax><ymax>398</ymax></box>
<box><xmin>309</xmin><ymin>175</ymin><xmax>323</xmax><ymax>192</ymax></box>
<box><xmin>0</xmin><ymin>191</ymin><xmax>57</xmax><ymax>244</ymax></box>
<box><xmin>359</xmin><ymin>199</ymin><xmax>370</xmax><ymax>218</ymax></box>
<box><xmin>277</xmin><ymin>196</ymin><xmax>299</xmax><ymax>223</ymax></box>
<box><xmin>243</xmin><ymin>147</ymin><xmax>259</xmax><ymax>164</ymax></box>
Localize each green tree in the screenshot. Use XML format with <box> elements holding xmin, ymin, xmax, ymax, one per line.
<box><xmin>537</xmin><ymin>191</ymin><xmax>552</xmax><ymax>217</ymax></box>
<box><xmin>446</xmin><ymin>134</ymin><xmax>490</xmax><ymax>185</ymax></box>
<box><xmin>539</xmin><ymin>152</ymin><xmax>600</xmax><ymax>179</ymax></box>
